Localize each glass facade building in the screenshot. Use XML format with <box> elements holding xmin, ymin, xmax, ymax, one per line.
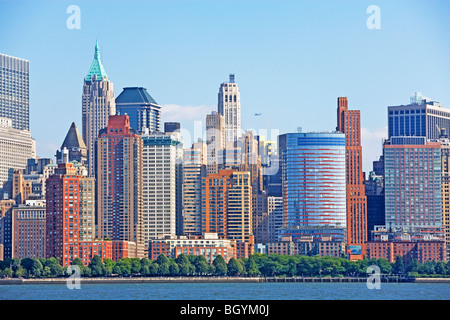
<box><xmin>115</xmin><ymin>87</ymin><xmax>161</xmax><ymax>134</ymax></box>
<box><xmin>384</xmin><ymin>137</ymin><xmax>442</xmax><ymax>233</ymax></box>
<box><xmin>388</xmin><ymin>94</ymin><xmax>450</xmax><ymax>140</ymax></box>
<box><xmin>0</xmin><ymin>54</ymin><xmax>29</xmax><ymax>131</ymax></box>
<box><xmin>278</xmin><ymin>132</ymin><xmax>347</xmax><ymax>241</ymax></box>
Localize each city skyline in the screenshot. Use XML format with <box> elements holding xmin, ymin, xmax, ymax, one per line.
<box><xmin>0</xmin><ymin>1</ymin><xmax>449</xmax><ymax>174</ymax></box>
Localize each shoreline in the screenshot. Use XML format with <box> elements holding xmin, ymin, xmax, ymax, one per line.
<box><xmin>1</xmin><ymin>276</ymin><xmax>449</xmax><ymax>285</ymax></box>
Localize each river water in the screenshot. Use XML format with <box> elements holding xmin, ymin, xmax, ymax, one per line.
<box><xmin>0</xmin><ymin>282</ymin><xmax>448</xmax><ymax>300</ymax></box>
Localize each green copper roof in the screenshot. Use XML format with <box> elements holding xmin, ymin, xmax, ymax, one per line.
<box><xmin>85</xmin><ymin>40</ymin><xmax>107</xmax><ymax>82</ymax></box>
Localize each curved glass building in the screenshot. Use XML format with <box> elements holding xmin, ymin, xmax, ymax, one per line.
<box><xmin>278</xmin><ymin>132</ymin><xmax>347</xmax><ymax>241</ymax></box>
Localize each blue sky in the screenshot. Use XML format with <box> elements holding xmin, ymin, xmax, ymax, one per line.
<box><xmin>1</xmin><ymin>0</ymin><xmax>449</xmax><ymax>173</ymax></box>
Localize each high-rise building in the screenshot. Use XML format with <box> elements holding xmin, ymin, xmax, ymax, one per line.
<box><xmin>218</xmin><ymin>74</ymin><xmax>241</xmax><ymax>145</ymax></box>
<box><xmin>0</xmin><ymin>117</ymin><xmax>35</xmax><ymax>195</ymax></box>
<box><xmin>253</xmin><ymin>192</ymin><xmax>269</xmax><ymax>244</ymax></box>
<box><xmin>267</xmin><ymin>196</ymin><xmax>283</xmax><ymax>243</ymax></box>
<box><xmin>55</xmin><ymin>122</ymin><xmax>87</xmax><ymax>165</ymax></box>
<box><xmin>278</xmin><ymin>132</ymin><xmax>347</xmax><ymax>242</ymax></box>
<box><xmin>164</xmin><ymin>122</ymin><xmax>180</xmax><ymax>134</ymax></box>
<box><xmin>206</xmin><ymin>111</ymin><xmax>225</xmax><ymax>175</ymax></box>
<box><xmin>115</xmin><ymin>87</ymin><xmax>161</xmax><ymax>134</ymax></box>
<box><xmin>384</xmin><ymin>137</ymin><xmax>442</xmax><ymax>235</ymax></box>
<box><xmin>239</xmin><ymin>130</ymin><xmax>263</xmax><ymax>194</ymax></box>
<box><xmin>1</xmin><ymin>203</ymin><xmax>46</xmax><ymax>259</ymax></box>
<box><xmin>46</xmin><ymin>162</ymin><xmax>110</xmax><ymax>266</ymax></box>
<box><xmin>82</xmin><ymin>41</ymin><xmax>116</xmax><ymax>177</ymax></box>
<box><xmin>336</xmin><ymin>97</ymin><xmax>367</xmax><ymax>259</ymax></box>
<box><xmin>201</xmin><ymin>169</ymin><xmax>254</xmax><ymax>257</ymax></box>
<box><xmin>365</xmin><ymin>171</ymin><xmax>385</xmax><ymax>240</ymax></box>
<box><xmin>201</xmin><ymin>170</ymin><xmax>232</xmax><ymax>238</ymax></box>
<box><xmin>182</xmin><ymin>141</ymin><xmax>207</xmax><ymax>236</ymax></box>
<box><xmin>0</xmin><ymin>53</ymin><xmax>29</xmax><ymax>131</ymax></box>
<box><xmin>226</xmin><ymin>171</ymin><xmax>254</xmax><ymax>255</ymax></box>
<box><xmin>388</xmin><ymin>92</ymin><xmax>450</xmax><ymax>140</ymax></box>
<box><xmin>141</xmin><ymin>132</ymin><xmax>183</xmax><ymax>247</ymax></box>
<box><xmin>96</xmin><ymin>115</ymin><xmax>144</xmax><ymax>258</ymax></box>
<box><xmin>439</xmin><ymin>133</ymin><xmax>450</xmax><ymax>259</ymax></box>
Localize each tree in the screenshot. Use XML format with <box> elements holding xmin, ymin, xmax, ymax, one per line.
<box><xmin>296</xmin><ymin>256</ymin><xmax>313</xmax><ymax>277</ymax></box>
<box><xmin>156</xmin><ymin>254</ymin><xmax>170</xmax><ymax>266</ymax></box>
<box><xmin>158</xmin><ymin>262</ymin><xmax>170</xmax><ymax>276</ymax></box>
<box><xmin>89</xmin><ymin>255</ymin><xmax>105</xmax><ymax>277</ymax></box>
<box><xmin>227</xmin><ymin>258</ymin><xmax>243</xmax><ymax>276</ymax></box>
<box><xmin>245</xmin><ymin>256</ymin><xmax>260</xmax><ymax>276</ymax></box>
<box><xmin>149</xmin><ymin>262</ymin><xmax>159</xmax><ymax>276</ymax></box>
<box><xmin>392</xmin><ymin>256</ymin><xmax>405</xmax><ymax>275</ymax></box>
<box><xmin>176</xmin><ymin>254</ymin><xmax>192</xmax><ymax>276</ymax></box>
<box><xmin>155</xmin><ymin>255</ymin><xmax>171</xmax><ymax>276</ymax></box>
<box><xmin>406</xmin><ymin>257</ymin><xmax>420</xmax><ymax>274</ymax></box>
<box><xmin>20</xmin><ymin>258</ymin><xmax>34</xmax><ymax>276</ymax></box>
<box><xmin>212</xmin><ymin>255</ymin><xmax>227</xmax><ymax>276</ymax></box>
<box><xmin>193</xmin><ymin>256</ymin><xmax>210</xmax><ymax>275</ymax></box>
<box><xmin>103</xmin><ymin>259</ymin><xmax>115</xmax><ymax>276</ymax></box>
<box><xmin>140</xmin><ymin>258</ymin><xmax>152</xmax><ymax>269</ymax></box>
<box><xmin>435</xmin><ymin>261</ymin><xmax>446</xmax><ymax>276</ymax></box>
<box><xmin>112</xmin><ymin>265</ymin><xmax>122</xmax><ymax>275</ymax></box>
<box><xmin>169</xmin><ymin>261</ymin><xmax>180</xmax><ymax>276</ymax></box>
<box><xmin>1</xmin><ymin>268</ymin><xmax>13</xmax><ymax>278</ymax></box>
<box><xmin>260</xmin><ymin>259</ymin><xmax>280</xmax><ymax>277</ymax></box>
<box><xmin>115</xmin><ymin>259</ymin><xmax>132</xmax><ymax>276</ymax></box>
<box><xmin>30</xmin><ymin>258</ymin><xmax>44</xmax><ymax>278</ymax></box>
<box><xmin>130</xmin><ymin>258</ymin><xmax>142</xmax><ymax>275</ymax></box>
<box><xmin>14</xmin><ymin>266</ymin><xmax>26</xmax><ymax>278</ymax></box>
<box><xmin>376</xmin><ymin>258</ymin><xmax>393</xmax><ymax>275</ymax></box>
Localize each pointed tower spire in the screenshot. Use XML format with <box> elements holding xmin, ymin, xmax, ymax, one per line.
<box><xmin>94</xmin><ymin>39</ymin><xmax>100</xmax><ymax>58</ymax></box>
<box><xmin>85</xmin><ymin>40</ymin><xmax>107</xmax><ymax>82</ymax></box>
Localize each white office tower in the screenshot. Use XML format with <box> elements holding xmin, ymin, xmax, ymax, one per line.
<box><xmin>141</xmin><ymin>132</ymin><xmax>183</xmax><ymax>243</ymax></box>
<box><xmin>0</xmin><ymin>117</ymin><xmax>35</xmax><ymax>194</ymax></box>
<box><xmin>182</xmin><ymin>140</ymin><xmax>207</xmax><ymax>236</ymax></box>
<box><xmin>218</xmin><ymin>74</ymin><xmax>241</xmax><ymax>146</ymax></box>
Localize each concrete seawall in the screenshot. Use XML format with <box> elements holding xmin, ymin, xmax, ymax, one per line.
<box><xmin>1</xmin><ymin>276</ymin><xmax>448</xmax><ymax>285</ymax></box>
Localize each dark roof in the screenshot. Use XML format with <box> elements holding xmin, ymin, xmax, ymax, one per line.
<box><xmin>61</xmin><ymin>122</ymin><xmax>87</xmax><ymax>149</ymax></box>
<box><xmin>115</xmin><ymin>87</ymin><xmax>158</xmax><ymax>105</ymax></box>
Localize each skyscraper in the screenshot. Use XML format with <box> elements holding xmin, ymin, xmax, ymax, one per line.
<box><xmin>384</xmin><ymin>137</ymin><xmax>442</xmax><ymax>234</ymax></box>
<box><xmin>82</xmin><ymin>41</ymin><xmax>116</xmax><ymax>177</ymax></box>
<box><xmin>182</xmin><ymin>141</ymin><xmax>207</xmax><ymax>236</ymax></box>
<box><xmin>278</xmin><ymin>132</ymin><xmax>347</xmax><ymax>242</ymax></box>
<box><xmin>115</xmin><ymin>87</ymin><xmax>161</xmax><ymax>134</ymax></box>
<box><xmin>439</xmin><ymin>133</ymin><xmax>450</xmax><ymax>260</ymax></box>
<box><xmin>0</xmin><ymin>53</ymin><xmax>29</xmax><ymax>131</ymax></box>
<box><xmin>336</xmin><ymin>97</ymin><xmax>367</xmax><ymax>259</ymax></box>
<box><xmin>218</xmin><ymin>74</ymin><xmax>241</xmax><ymax>145</ymax></box>
<box><xmin>96</xmin><ymin>115</ymin><xmax>144</xmax><ymax>258</ymax></box>
<box><xmin>206</xmin><ymin>111</ymin><xmax>225</xmax><ymax>175</ymax></box>
<box><xmin>201</xmin><ymin>169</ymin><xmax>254</xmax><ymax>257</ymax></box>
<box><xmin>388</xmin><ymin>92</ymin><xmax>450</xmax><ymax>140</ymax></box>
<box><xmin>46</xmin><ymin>162</ymin><xmax>110</xmax><ymax>266</ymax></box>
<box><xmin>226</xmin><ymin>171</ymin><xmax>254</xmax><ymax>256</ymax></box>
<box><xmin>0</xmin><ymin>117</ymin><xmax>35</xmax><ymax>194</ymax></box>
<box><xmin>141</xmin><ymin>132</ymin><xmax>183</xmax><ymax>246</ymax></box>
<box><xmin>365</xmin><ymin>171</ymin><xmax>385</xmax><ymax>240</ymax></box>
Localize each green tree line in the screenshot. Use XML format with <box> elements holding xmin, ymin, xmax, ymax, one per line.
<box><xmin>1</xmin><ymin>254</ymin><xmax>449</xmax><ymax>279</ymax></box>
